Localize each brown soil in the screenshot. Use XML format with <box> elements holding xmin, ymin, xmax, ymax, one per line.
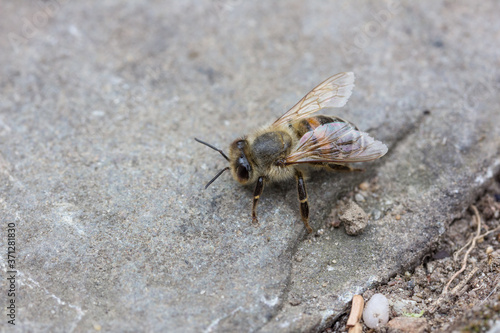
<box><xmin>326</xmin><ymin>174</ymin><xmax>500</xmax><ymax>332</ymax></box>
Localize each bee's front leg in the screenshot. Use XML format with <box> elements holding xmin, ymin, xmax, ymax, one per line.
<box><xmin>252</xmin><ymin>176</ymin><xmax>265</xmax><ymax>225</ymax></box>
<box><xmin>296</xmin><ymin>170</ymin><xmax>312</xmax><ymax>233</ymax></box>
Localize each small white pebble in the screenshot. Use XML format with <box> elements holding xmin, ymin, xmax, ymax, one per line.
<box><xmin>359</xmin><ymin>182</ymin><xmax>370</xmax><ymax>191</ymax></box>
<box><xmin>363</xmin><ymin>293</ymin><xmax>389</xmax><ymax>329</ymax></box>
<box><xmin>355</xmin><ymin>193</ymin><xmax>365</xmax><ymax>202</ymax></box>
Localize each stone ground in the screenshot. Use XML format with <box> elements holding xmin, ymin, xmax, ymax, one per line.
<box><xmin>0</xmin><ymin>1</ymin><xmax>499</xmax><ymax>332</ymax></box>
<box><xmin>325</xmin><ymin>175</ymin><xmax>500</xmax><ymax>332</ymax></box>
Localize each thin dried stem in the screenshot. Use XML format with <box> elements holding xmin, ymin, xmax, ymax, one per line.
<box><xmin>346</xmin><ymin>295</ymin><xmax>364</xmax><ymax>328</ymax></box>
<box><xmin>443</xmin><ymin>205</ymin><xmax>482</xmax><ymax>294</ymax></box>
<box><xmin>429</xmin><ymin>205</ymin><xmax>484</xmax><ymax>313</ymax></box>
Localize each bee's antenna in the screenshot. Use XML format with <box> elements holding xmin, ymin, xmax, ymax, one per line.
<box><xmin>205</xmin><ymin>167</ymin><xmax>230</xmax><ymax>189</ymax></box>
<box><xmin>195</xmin><ymin>138</ymin><xmax>230</xmax><ymax>162</ymax></box>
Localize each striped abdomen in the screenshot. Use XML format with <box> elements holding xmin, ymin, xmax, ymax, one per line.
<box><xmin>291</xmin><ymin>115</ymin><xmax>357</xmax><ymax>139</ymax></box>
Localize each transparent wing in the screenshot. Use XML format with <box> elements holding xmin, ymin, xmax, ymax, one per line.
<box><xmin>285</xmin><ymin>122</ymin><xmax>388</xmax><ymax>165</ymax></box>
<box><xmin>273</xmin><ymin>72</ymin><xmax>355</xmax><ymax>127</ymax></box>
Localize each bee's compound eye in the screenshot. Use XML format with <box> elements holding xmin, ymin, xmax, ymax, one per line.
<box><xmin>230</xmin><ymin>139</ymin><xmax>252</xmax><ymax>183</ymax></box>
<box><xmin>236</xmin><ymin>140</ymin><xmax>246</xmax><ymax>149</ymax></box>
<box><xmin>236</xmin><ymin>159</ymin><xmax>250</xmax><ymax>181</ymax></box>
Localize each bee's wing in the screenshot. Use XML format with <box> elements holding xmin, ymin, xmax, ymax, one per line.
<box><xmin>273</xmin><ymin>72</ymin><xmax>355</xmax><ymax>127</ymax></box>
<box><xmin>285</xmin><ymin>122</ymin><xmax>388</xmax><ymax>165</ymax></box>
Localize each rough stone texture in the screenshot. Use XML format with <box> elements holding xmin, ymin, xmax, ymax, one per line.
<box><xmin>339</xmin><ymin>202</ymin><xmax>368</xmax><ymax>235</ymax></box>
<box><xmin>391</xmin><ymin>299</ymin><xmax>420</xmax><ymax>317</ymax></box>
<box><xmin>0</xmin><ymin>1</ymin><xmax>499</xmax><ymax>332</ymax></box>
<box><xmin>387</xmin><ymin>317</ymin><xmax>429</xmax><ymax>333</ymax></box>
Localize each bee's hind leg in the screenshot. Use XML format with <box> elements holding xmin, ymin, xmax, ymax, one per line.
<box><xmin>296</xmin><ymin>170</ymin><xmax>313</xmax><ymax>234</ymax></box>
<box><xmin>252</xmin><ymin>176</ymin><xmax>265</xmax><ymax>225</ymax></box>
<box><xmin>327</xmin><ymin>164</ymin><xmax>364</xmax><ymax>172</ymax></box>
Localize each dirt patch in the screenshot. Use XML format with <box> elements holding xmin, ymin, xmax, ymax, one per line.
<box><xmin>325</xmin><ymin>175</ymin><xmax>500</xmax><ymax>332</ymax></box>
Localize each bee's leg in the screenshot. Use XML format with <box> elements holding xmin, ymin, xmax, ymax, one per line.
<box><xmin>327</xmin><ymin>163</ymin><xmax>364</xmax><ymax>172</ymax></box>
<box><xmin>296</xmin><ymin>171</ymin><xmax>313</xmax><ymax>233</ymax></box>
<box><xmin>252</xmin><ymin>176</ymin><xmax>265</xmax><ymax>225</ymax></box>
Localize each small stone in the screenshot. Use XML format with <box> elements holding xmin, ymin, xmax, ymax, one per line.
<box><xmin>387</xmin><ymin>317</ymin><xmax>428</xmax><ymax>333</ymax></box>
<box><xmin>412</xmin><ymin>295</ymin><xmax>423</xmax><ymax>303</ymax></box>
<box><xmin>330</xmin><ymin>220</ymin><xmax>341</xmax><ymax>228</ymax></box>
<box><xmin>339</xmin><ymin>202</ymin><xmax>368</xmax><ymax>235</ymax></box>
<box><xmin>359</xmin><ymin>182</ymin><xmax>370</xmax><ymax>191</ymax></box>
<box><xmin>363</xmin><ymin>293</ymin><xmax>389</xmax><ymax>329</ymax></box>
<box><xmin>355</xmin><ymin>193</ymin><xmax>365</xmax><ymax>202</ymax></box>
<box><xmin>372</xmin><ymin>209</ymin><xmax>382</xmax><ymax>220</ymax></box>
<box><xmin>295</xmin><ymin>256</ymin><xmax>303</xmax><ymax>262</ymax></box>
<box><xmin>392</xmin><ymin>299</ymin><xmax>419</xmax><ymax>316</ymax></box>
<box><xmin>406</xmin><ymin>280</ymin><xmax>415</xmax><ymax>290</ymax></box>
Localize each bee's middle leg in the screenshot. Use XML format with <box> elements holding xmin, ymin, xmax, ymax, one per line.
<box><xmin>252</xmin><ymin>176</ymin><xmax>265</xmax><ymax>224</ymax></box>
<box><xmin>296</xmin><ymin>170</ymin><xmax>312</xmax><ymax>234</ymax></box>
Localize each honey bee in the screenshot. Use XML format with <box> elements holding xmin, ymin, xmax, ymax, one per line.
<box><xmin>195</xmin><ymin>72</ymin><xmax>388</xmax><ymax>233</ymax></box>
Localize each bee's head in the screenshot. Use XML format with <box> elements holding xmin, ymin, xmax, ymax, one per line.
<box><xmin>228</xmin><ymin>139</ymin><xmax>253</xmax><ymax>185</ymax></box>
<box><xmin>194</xmin><ymin>137</ymin><xmax>255</xmax><ymax>188</ymax></box>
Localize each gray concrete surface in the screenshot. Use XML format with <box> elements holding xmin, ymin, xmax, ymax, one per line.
<box><xmin>1</xmin><ymin>1</ymin><xmax>499</xmax><ymax>332</ymax></box>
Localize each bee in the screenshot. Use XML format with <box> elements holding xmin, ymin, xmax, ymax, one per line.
<box><xmin>195</xmin><ymin>72</ymin><xmax>388</xmax><ymax>233</ymax></box>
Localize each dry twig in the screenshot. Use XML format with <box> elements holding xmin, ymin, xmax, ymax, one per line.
<box><xmin>443</xmin><ymin>205</ymin><xmax>482</xmax><ymax>294</ymax></box>
<box><xmin>346</xmin><ymin>295</ymin><xmax>364</xmax><ymax>328</ymax></box>
<box><xmin>348</xmin><ymin>323</ymin><xmax>362</xmax><ymax>333</ymax></box>
<box><xmin>428</xmin><ymin>205</ymin><xmax>483</xmax><ymax>313</ymax></box>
